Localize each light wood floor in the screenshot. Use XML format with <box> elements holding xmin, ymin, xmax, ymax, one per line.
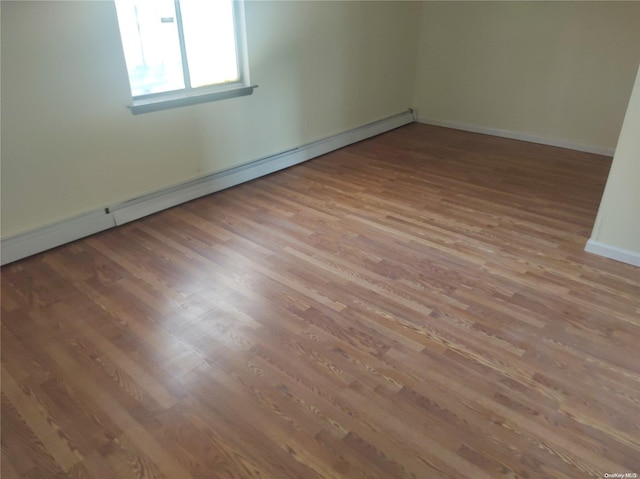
<box><xmin>2</xmin><ymin>124</ymin><xmax>639</xmax><ymax>479</ymax></box>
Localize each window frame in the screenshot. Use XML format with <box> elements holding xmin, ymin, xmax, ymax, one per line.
<box><xmin>118</xmin><ymin>0</ymin><xmax>256</xmax><ymax>115</ymax></box>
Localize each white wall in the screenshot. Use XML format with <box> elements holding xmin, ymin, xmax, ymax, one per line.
<box><xmin>413</xmin><ymin>2</ymin><xmax>640</xmax><ymax>153</ymax></box>
<box><xmin>1</xmin><ymin>1</ymin><xmax>420</xmax><ymax>238</ymax></box>
<box><xmin>588</xmin><ymin>65</ymin><xmax>640</xmax><ymax>260</ymax></box>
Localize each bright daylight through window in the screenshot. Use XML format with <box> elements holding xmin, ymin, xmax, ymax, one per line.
<box><xmin>115</xmin><ymin>0</ymin><xmax>254</xmax><ymax>114</ymax></box>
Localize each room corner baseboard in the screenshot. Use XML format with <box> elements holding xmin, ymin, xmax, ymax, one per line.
<box><xmin>417</xmin><ymin>117</ymin><xmax>615</xmax><ymax>157</ymax></box>
<box><xmin>1</xmin><ymin>110</ymin><xmax>414</xmax><ymax>266</ymax></box>
<box><xmin>585</xmin><ymin>239</ymin><xmax>640</xmax><ymax>267</ymax></box>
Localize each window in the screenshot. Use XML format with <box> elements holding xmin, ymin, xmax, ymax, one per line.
<box><xmin>114</xmin><ymin>0</ymin><xmax>254</xmax><ymax>114</ymax></box>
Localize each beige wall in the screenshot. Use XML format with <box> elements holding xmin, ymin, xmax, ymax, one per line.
<box><xmin>413</xmin><ymin>2</ymin><xmax>640</xmax><ymax>152</ymax></box>
<box><xmin>1</xmin><ymin>1</ymin><xmax>420</xmax><ymax>238</ymax></box>
<box><xmin>3</xmin><ymin>1</ymin><xmax>639</xmax><ymax>243</ymax></box>
<box><xmin>590</xmin><ymin>65</ymin><xmax>640</xmax><ymax>254</ymax></box>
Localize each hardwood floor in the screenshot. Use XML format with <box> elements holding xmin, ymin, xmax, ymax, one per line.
<box><xmin>2</xmin><ymin>123</ymin><xmax>639</xmax><ymax>479</ymax></box>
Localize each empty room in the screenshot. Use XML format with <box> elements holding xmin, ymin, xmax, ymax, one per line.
<box><xmin>1</xmin><ymin>1</ymin><xmax>639</xmax><ymax>478</ymax></box>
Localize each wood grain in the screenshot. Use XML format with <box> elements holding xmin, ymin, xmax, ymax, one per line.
<box><xmin>2</xmin><ymin>124</ymin><xmax>639</xmax><ymax>478</ymax></box>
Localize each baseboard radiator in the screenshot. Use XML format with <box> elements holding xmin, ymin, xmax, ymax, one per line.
<box><xmin>1</xmin><ymin>110</ymin><xmax>415</xmax><ymax>265</ymax></box>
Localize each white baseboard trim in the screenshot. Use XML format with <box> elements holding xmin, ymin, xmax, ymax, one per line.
<box><xmin>1</xmin><ymin>210</ymin><xmax>117</xmax><ymax>265</ymax></box>
<box><xmin>112</xmin><ymin>110</ymin><xmax>414</xmax><ymax>226</ymax></box>
<box><xmin>417</xmin><ymin>117</ymin><xmax>615</xmax><ymax>157</ymax></box>
<box><xmin>1</xmin><ymin>110</ymin><xmax>414</xmax><ymax>265</ymax></box>
<box><xmin>585</xmin><ymin>239</ymin><xmax>640</xmax><ymax>267</ymax></box>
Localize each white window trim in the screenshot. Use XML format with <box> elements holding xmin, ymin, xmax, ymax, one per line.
<box><xmin>125</xmin><ymin>0</ymin><xmax>256</xmax><ymax>115</ymax></box>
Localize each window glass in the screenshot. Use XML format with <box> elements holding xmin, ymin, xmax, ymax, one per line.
<box><xmin>180</xmin><ymin>0</ymin><xmax>239</xmax><ymax>88</ymax></box>
<box><xmin>115</xmin><ymin>0</ymin><xmax>185</xmax><ymax>96</ymax></box>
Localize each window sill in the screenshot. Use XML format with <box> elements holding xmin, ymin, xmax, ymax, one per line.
<box><xmin>129</xmin><ymin>84</ymin><xmax>257</xmax><ymax>115</ymax></box>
